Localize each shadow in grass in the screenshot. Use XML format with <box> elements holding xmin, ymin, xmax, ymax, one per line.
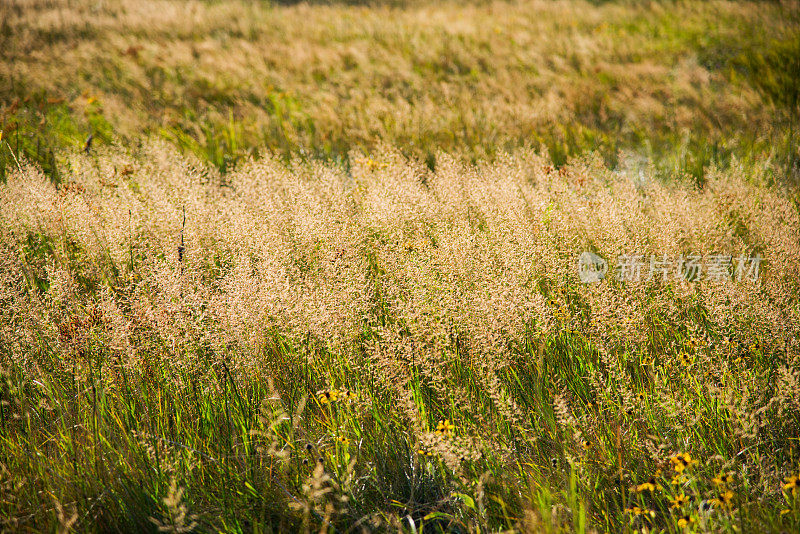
<box><xmin>92</xmin><ymin>477</ymin><xmax>161</xmax><ymax>534</ymax></box>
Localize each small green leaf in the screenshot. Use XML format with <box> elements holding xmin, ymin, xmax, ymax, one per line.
<box><xmin>451</xmin><ymin>492</ymin><xmax>476</xmax><ymax>511</ymax></box>
<box><xmin>423</xmin><ymin>511</ymin><xmax>453</xmax><ymax>521</ymax></box>
<box><xmin>244</xmin><ymin>481</ymin><xmax>259</xmax><ymax>496</ymax></box>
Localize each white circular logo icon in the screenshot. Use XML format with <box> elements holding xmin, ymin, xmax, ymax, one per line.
<box><xmin>578</xmin><ymin>251</ymin><xmax>608</xmax><ymax>283</ymax></box>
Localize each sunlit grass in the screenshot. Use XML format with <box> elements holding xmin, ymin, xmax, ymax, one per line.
<box><xmin>1</xmin><ymin>143</ymin><xmax>799</xmax><ymax>531</ymax></box>
<box><xmin>1</xmin><ymin>1</ymin><xmax>800</xmax><ymax>532</ymax></box>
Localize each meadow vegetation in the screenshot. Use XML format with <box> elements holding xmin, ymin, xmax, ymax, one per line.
<box><xmin>2</xmin><ymin>0</ymin><xmax>799</xmax><ymax>179</ymax></box>
<box><xmin>1</xmin><ymin>0</ymin><xmax>800</xmax><ymax>533</ymax></box>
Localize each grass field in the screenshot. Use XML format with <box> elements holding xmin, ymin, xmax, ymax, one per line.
<box><xmin>2</xmin><ymin>0</ymin><xmax>800</xmax><ymax>532</ymax></box>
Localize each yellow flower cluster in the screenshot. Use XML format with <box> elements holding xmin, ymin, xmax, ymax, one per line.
<box><xmin>702</xmin><ymin>471</ymin><xmax>737</xmax><ymax>510</ymax></box>
<box><xmin>670</xmin><ymin>453</ymin><xmax>697</xmax><ymax>474</ymax></box>
<box><xmin>710</xmin><ymin>490</ymin><xmax>734</xmax><ymax>508</ymax></box>
<box><xmin>318</xmin><ymin>388</ymin><xmax>356</xmax><ymax>404</ymax></box>
<box><xmin>712</xmin><ymin>472</ymin><xmax>734</xmax><ymax>486</ymax></box>
<box><xmin>634</xmin><ymin>477</ymin><xmax>661</xmax><ymax>493</ymax></box>
<box><xmin>669</xmin><ymin>492</ymin><xmax>695</xmax><ymax>528</ymax></box>
<box><xmin>624</xmin><ymin>506</ymin><xmax>655</xmax><ymax>518</ymax></box>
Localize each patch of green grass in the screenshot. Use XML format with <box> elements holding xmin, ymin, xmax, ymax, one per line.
<box><xmin>0</xmin><ymin>88</ymin><xmax>115</xmax><ymax>182</ymax></box>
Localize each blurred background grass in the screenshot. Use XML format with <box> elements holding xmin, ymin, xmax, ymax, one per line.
<box><xmin>1</xmin><ymin>0</ymin><xmax>798</xmax><ymax>184</ymax></box>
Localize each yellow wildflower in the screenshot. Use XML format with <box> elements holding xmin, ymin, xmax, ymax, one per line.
<box><xmin>670</xmin><ymin>493</ymin><xmax>689</xmax><ymax>509</ymax></box>
<box><xmin>783</xmin><ymin>474</ymin><xmax>799</xmax><ymax>496</ymax></box>
<box><xmin>635</xmin><ymin>477</ymin><xmax>661</xmax><ymax>492</ymax></box>
<box><xmin>624</xmin><ymin>507</ymin><xmax>655</xmax><ymax>519</ymax></box>
<box><xmin>711</xmin><ymin>490</ymin><xmax>734</xmax><ymax>508</ymax></box>
<box><xmin>318</xmin><ymin>389</ymin><xmax>340</xmax><ymax>404</ymax></box>
<box><xmin>670</xmin><ymin>453</ymin><xmax>697</xmax><ymax>473</ymax></box>
<box><xmin>712</xmin><ymin>473</ymin><xmax>734</xmax><ymax>486</ymax></box>
<box><xmin>435</xmin><ymin>419</ymin><xmax>455</xmax><ymax>436</ymax></box>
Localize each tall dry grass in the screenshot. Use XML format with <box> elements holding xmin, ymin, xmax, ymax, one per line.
<box><xmin>2</xmin><ymin>0</ymin><xmax>800</xmax><ymax>531</ymax></box>
<box><xmin>1</xmin><ymin>142</ymin><xmax>799</xmax><ymax>531</ymax></box>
